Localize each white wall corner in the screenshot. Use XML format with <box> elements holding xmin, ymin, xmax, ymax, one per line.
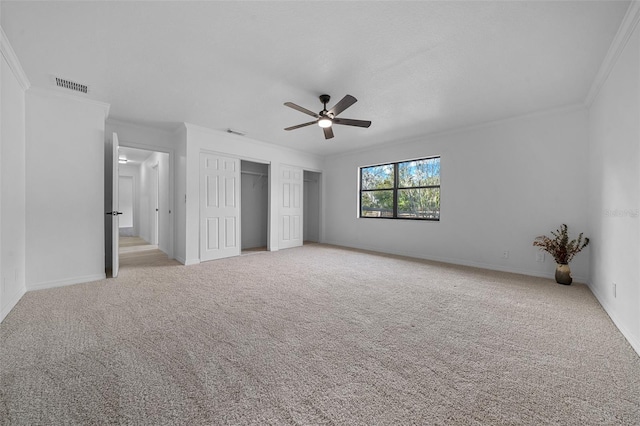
<box><xmin>27</xmin><ymin>273</ymin><xmax>106</xmax><ymax>292</ymax></box>
<box><xmin>585</xmin><ymin>0</ymin><xmax>640</xmax><ymax>106</ymax></box>
<box><xmin>0</xmin><ymin>25</ymin><xmax>30</xmax><ymax>90</ymax></box>
<box><xmin>587</xmin><ymin>282</ymin><xmax>640</xmax><ymax>357</ymax></box>
<box><xmin>0</xmin><ymin>286</ymin><xmax>27</xmax><ymax>323</ymax></box>
<box><xmin>27</xmin><ymin>86</ymin><xmax>110</xmax><ymax>118</ymax></box>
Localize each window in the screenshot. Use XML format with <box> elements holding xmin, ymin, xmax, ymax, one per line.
<box><xmin>360</xmin><ymin>156</ymin><xmax>440</xmax><ymax>220</ymax></box>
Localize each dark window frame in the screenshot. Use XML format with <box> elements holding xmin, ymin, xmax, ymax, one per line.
<box><xmin>359</xmin><ymin>156</ymin><xmax>440</xmax><ymax>221</ymax></box>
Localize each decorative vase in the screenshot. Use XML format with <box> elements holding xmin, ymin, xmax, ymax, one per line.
<box><xmin>555</xmin><ymin>263</ymin><xmax>572</xmax><ymax>285</ymax></box>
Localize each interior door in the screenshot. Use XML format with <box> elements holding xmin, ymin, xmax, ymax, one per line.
<box><xmin>279</xmin><ymin>165</ymin><xmax>303</xmax><ymax>249</ymax></box>
<box><xmin>200</xmin><ymin>152</ymin><xmax>240</xmax><ymax>262</ymax></box>
<box><xmin>110</xmin><ymin>132</ymin><xmax>121</xmax><ymax>277</ymax></box>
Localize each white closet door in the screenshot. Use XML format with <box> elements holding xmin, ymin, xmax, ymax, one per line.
<box><xmin>199</xmin><ymin>152</ymin><xmax>240</xmax><ymax>261</ymax></box>
<box><xmin>279</xmin><ymin>165</ymin><xmax>303</xmax><ymax>250</ymax></box>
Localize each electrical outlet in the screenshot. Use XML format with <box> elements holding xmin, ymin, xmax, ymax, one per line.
<box><xmin>502</xmin><ymin>250</ymin><xmax>509</xmax><ymax>259</ymax></box>
<box><xmin>613</xmin><ymin>282</ymin><xmax>617</xmax><ymax>298</ymax></box>
<box><xmin>536</xmin><ymin>252</ymin><xmax>545</xmax><ymax>262</ymax></box>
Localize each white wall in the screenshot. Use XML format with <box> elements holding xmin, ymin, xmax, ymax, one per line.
<box><xmin>119</xmin><ymin>163</ymin><xmax>140</xmax><ymax>235</ymax></box>
<box><xmin>26</xmin><ymin>89</ymin><xmax>109</xmax><ymax>290</ymax></box>
<box><xmin>138</xmin><ymin>157</ymin><xmax>152</xmax><ymax>243</ymax></box>
<box><xmin>587</xmin><ymin>8</ymin><xmax>640</xmax><ymax>354</ymax></box>
<box><xmin>138</xmin><ymin>151</ymin><xmax>170</xmax><ymax>253</ymax></box>
<box><xmin>241</xmin><ymin>160</ymin><xmax>269</xmax><ymax>249</ymax></box>
<box><xmin>118</xmin><ymin>175</ymin><xmax>134</xmax><ymax>228</ymax></box>
<box><xmin>0</xmin><ymin>25</ymin><xmax>29</xmax><ymax>322</ymax></box>
<box><xmin>106</xmin><ymin>119</ymin><xmax>177</xmax><ymax>151</ymax></box>
<box><xmin>181</xmin><ymin>123</ymin><xmax>323</xmax><ymax>264</ymax></box>
<box><xmin>175</xmin><ymin>126</ymin><xmax>187</xmax><ymax>263</ymax></box>
<box><xmin>323</xmin><ymin>106</ymin><xmax>590</xmax><ymax>281</ymax></box>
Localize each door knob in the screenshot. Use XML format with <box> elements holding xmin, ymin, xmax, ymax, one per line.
<box><xmin>105</xmin><ymin>211</ymin><xmax>123</xmax><ymax>216</ymax></box>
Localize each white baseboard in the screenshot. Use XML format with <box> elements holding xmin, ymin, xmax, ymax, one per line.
<box><xmin>0</xmin><ymin>285</ymin><xmax>26</xmax><ymax>323</ymax></box>
<box><xmin>27</xmin><ymin>273</ymin><xmax>106</xmax><ymax>292</ymax></box>
<box><xmin>588</xmin><ymin>283</ymin><xmax>640</xmax><ymax>357</ymax></box>
<box><xmin>174</xmin><ymin>255</ymin><xmax>200</xmax><ymax>266</ymax></box>
<box><xmin>323</xmin><ymin>240</ymin><xmax>587</xmax><ymax>283</ymax></box>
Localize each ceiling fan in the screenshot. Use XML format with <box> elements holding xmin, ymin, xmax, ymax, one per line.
<box><xmin>284</xmin><ymin>94</ymin><xmax>371</xmax><ymax>139</ymax></box>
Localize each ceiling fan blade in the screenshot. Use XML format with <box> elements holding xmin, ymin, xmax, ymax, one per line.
<box><xmin>328</xmin><ymin>95</ymin><xmax>357</xmax><ymax>117</ymax></box>
<box><xmin>333</xmin><ymin>117</ymin><xmax>372</xmax><ymax>128</ymax></box>
<box><xmin>284</xmin><ymin>102</ymin><xmax>319</xmax><ymax>118</ymax></box>
<box><xmin>284</xmin><ymin>121</ymin><xmax>317</xmax><ymax>131</ymax></box>
<box><xmin>323</xmin><ymin>126</ymin><xmax>334</xmax><ymax>139</ymax></box>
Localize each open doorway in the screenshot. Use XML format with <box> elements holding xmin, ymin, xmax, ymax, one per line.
<box><xmin>304</xmin><ymin>170</ymin><xmax>321</xmax><ymax>244</ymax></box>
<box><xmin>118</xmin><ymin>147</ymin><xmax>170</xmax><ymax>266</ymax></box>
<box><xmin>241</xmin><ymin>160</ymin><xmax>269</xmax><ymax>254</ymax></box>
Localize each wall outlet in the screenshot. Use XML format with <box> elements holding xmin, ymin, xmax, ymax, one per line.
<box><xmin>502</xmin><ymin>250</ymin><xmax>509</xmax><ymax>259</ymax></box>
<box><xmin>613</xmin><ymin>282</ymin><xmax>617</xmax><ymax>298</ymax></box>
<box><xmin>536</xmin><ymin>252</ymin><xmax>545</xmax><ymax>262</ymax></box>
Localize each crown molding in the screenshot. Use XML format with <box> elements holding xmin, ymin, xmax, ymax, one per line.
<box><xmin>0</xmin><ymin>25</ymin><xmax>30</xmax><ymax>90</ymax></box>
<box><xmin>27</xmin><ymin>86</ymin><xmax>111</xmax><ymax>118</ymax></box>
<box><xmin>585</xmin><ymin>1</ymin><xmax>640</xmax><ymax>106</ymax></box>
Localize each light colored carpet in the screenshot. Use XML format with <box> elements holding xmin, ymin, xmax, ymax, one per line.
<box><xmin>1</xmin><ymin>244</ymin><xmax>639</xmax><ymax>425</ymax></box>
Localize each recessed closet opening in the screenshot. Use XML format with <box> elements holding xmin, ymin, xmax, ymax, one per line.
<box><xmin>241</xmin><ymin>160</ymin><xmax>269</xmax><ymax>254</ymax></box>
<box><xmin>304</xmin><ymin>170</ymin><xmax>321</xmax><ymax>244</ymax></box>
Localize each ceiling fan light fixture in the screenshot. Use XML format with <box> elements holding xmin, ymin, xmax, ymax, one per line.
<box><xmin>318</xmin><ymin>117</ymin><xmax>332</xmax><ymax>128</ymax></box>
<box><xmin>284</xmin><ymin>94</ymin><xmax>370</xmax><ymax>140</ymax></box>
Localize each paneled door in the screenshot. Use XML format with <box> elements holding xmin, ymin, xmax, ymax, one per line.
<box><xmin>199</xmin><ymin>152</ymin><xmax>240</xmax><ymax>262</ymax></box>
<box><xmin>279</xmin><ymin>165</ymin><xmax>303</xmax><ymax>250</ymax></box>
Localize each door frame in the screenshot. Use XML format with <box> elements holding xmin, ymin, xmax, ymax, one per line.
<box><xmin>117</xmin><ymin>140</ymin><xmax>175</xmax><ymax>259</ymax></box>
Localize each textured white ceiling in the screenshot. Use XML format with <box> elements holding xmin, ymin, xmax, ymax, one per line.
<box><xmin>1</xmin><ymin>1</ymin><xmax>630</xmax><ymax>156</ymax></box>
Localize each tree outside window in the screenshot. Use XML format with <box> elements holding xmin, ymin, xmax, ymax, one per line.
<box><xmin>360</xmin><ymin>157</ymin><xmax>440</xmax><ymax>220</ymax></box>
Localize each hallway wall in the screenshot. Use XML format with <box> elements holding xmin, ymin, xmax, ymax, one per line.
<box><xmin>118</xmin><ymin>163</ymin><xmax>140</xmax><ymax>236</ymax></box>
<box><xmin>139</xmin><ymin>151</ymin><xmax>170</xmax><ymax>254</ymax></box>
<box><xmin>0</xmin><ymin>25</ymin><xmax>29</xmax><ymax>322</ymax></box>
<box><xmin>26</xmin><ymin>89</ymin><xmax>109</xmax><ymax>290</ymax></box>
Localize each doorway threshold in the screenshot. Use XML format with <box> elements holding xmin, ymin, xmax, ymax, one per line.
<box><xmin>241</xmin><ymin>246</ymin><xmax>267</xmax><ymax>255</ymax></box>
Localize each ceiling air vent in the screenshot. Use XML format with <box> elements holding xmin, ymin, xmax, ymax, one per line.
<box><xmin>55</xmin><ymin>77</ymin><xmax>88</xmax><ymax>94</ymax></box>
